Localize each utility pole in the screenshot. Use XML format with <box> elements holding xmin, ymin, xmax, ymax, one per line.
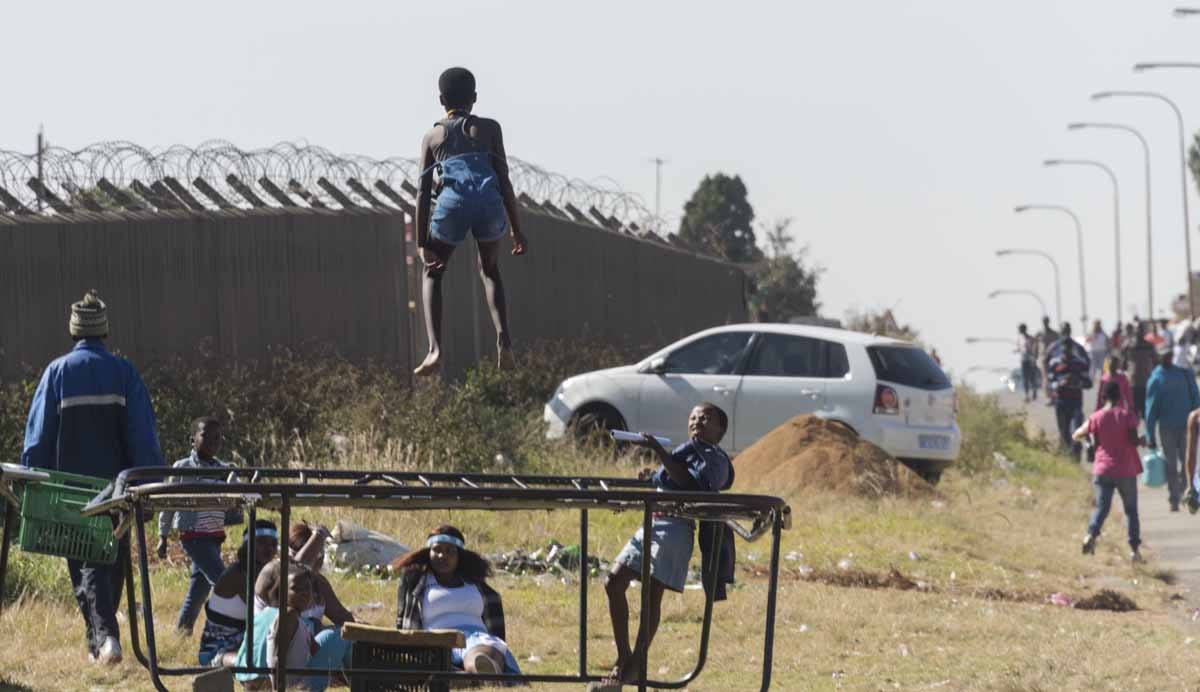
<box><xmin>35</xmin><ymin>125</ymin><xmax>45</xmax><ymax>212</ymax></box>
<box><xmin>650</xmin><ymin>157</ymin><xmax>666</xmax><ymax>232</ymax></box>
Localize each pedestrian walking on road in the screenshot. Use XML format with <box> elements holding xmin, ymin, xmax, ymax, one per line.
<box><xmin>1145</xmin><ymin>343</ymin><xmax>1200</xmax><ymax>512</ymax></box>
<box><xmin>1087</xmin><ymin>320</ymin><xmax>1109</xmax><ymax>382</ymax></box>
<box><xmin>1128</xmin><ymin>323</ymin><xmax>1156</xmax><ymax>420</ymax></box>
<box><xmin>1038</xmin><ymin>316</ymin><xmax>1060</xmax><ymax>401</ymax></box>
<box><xmin>1074</xmin><ymin>380</ymin><xmax>1144</xmax><ymax>562</ymax></box>
<box><xmin>1094</xmin><ymin>355</ymin><xmax>1133</xmax><ymax>412</ymax></box>
<box><xmin>20</xmin><ymin>290</ymin><xmax>165</xmax><ymax>664</ymax></box>
<box><xmin>1017</xmin><ymin>323</ymin><xmax>1040</xmax><ymax>403</ymax></box>
<box><xmin>1046</xmin><ymin>323</ymin><xmax>1092</xmax><ymax>456</ymax></box>
<box><xmin>413</xmin><ymin>67</ymin><xmax>529</xmax><ymax>376</ymax></box>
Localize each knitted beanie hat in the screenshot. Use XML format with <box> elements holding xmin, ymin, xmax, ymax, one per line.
<box><xmin>69</xmin><ymin>289</ymin><xmax>108</xmax><ymax>338</ymax></box>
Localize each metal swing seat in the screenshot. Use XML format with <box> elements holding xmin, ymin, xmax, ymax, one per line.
<box><xmin>3</xmin><ymin>464</ymin><xmax>790</xmax><ymax>692</ymax></box>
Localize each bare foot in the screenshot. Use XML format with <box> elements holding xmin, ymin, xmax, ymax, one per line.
<box><xmin>413</xmin><ymin>352</ymin><xmax>441</xmax><ymax>377</ymax></box>
<box><xmin>497</xmin><ymin>346</ymin><xmax>515</xmax><ymax>371</ymax></box>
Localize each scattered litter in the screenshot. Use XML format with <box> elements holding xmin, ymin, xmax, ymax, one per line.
<box><xmin>837</xmin><ymin>558</ymin><xmax>854</xmax><ymax>571</ymax></box>
<box><xmin>798</xmin><ymin>624</ymin><xmax>809</xmax><ymax>633</ymax></box>
<box><xmin>491</xmin><ymin>540</ymin><xmax>604</xmax><ymax>579</ymax></box>
<box><xmin>1048</xmin><ymin>592</ymin><xmax>1074</xmax><ymax>607</ymax></box>
<box><xmin>908</xmin><ymin>551</ymin><xmax>921</xmax><ymax>561</ymax></box>
<box><xmin>1020</xmin><ymin>487</ymin><xmax>1033</xmax><ymax>497</ymax></box>
<box><xmin>526</xmin><ymin>654</ymin><xmax>542</xmax><ymax>663</ymax></box>
<box><xmin>992</xmin><ymin>452</ymin><xmax>1014</xmax><ymax>472</ymax></box>
<box><xmin>1186</xmin><ymin>637</ymin><xmax>1195</xmax><ymax>646</ymax></box>
<box><xmin>493</xmin><ymin>453</ymin><xmax>513</xmax><ymax>467</ymax></box>
<box><xmin>1074</xmin><ymin>589</ymin><xmax>1137</xmax><ymax>612</ymax></box>
<box><xmin>1191</xmin><ymin>609</ymin><xmax>1200</xmax><ymax>622</ymax></box>
<box><xmin>898</xmin><ymin>644</ymin><xmax>910</xmax><ymax>657</ymax></box>
<box><xmin>785</xmin><ymin>550</ymin><xmax>803</xmax><ymax>562</ymax></box>
<box><xmin>327</xmin><ymin>521</ymin><xmax>410</xmax><ymax>574</ymax></box>
<box><xmin>930</xmin><ymin>500</ymin><xmax>946</xmax><ymax>509</ymax></box>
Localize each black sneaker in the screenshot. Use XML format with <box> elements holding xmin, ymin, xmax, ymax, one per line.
<box><xmin>1081</xmin><ymin>534</ymin><xmax>1097</xmax><ymax>555</ymax></box>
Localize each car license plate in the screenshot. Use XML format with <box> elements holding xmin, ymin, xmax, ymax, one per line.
<box><xmin>918</xmin><ymin>434</ymin><xmax>950</xmax><ymax>451</ymax></box>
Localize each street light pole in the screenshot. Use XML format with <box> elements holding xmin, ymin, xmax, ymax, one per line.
<box><xmin>988</xmin><ymin>289</ymin><xmax>1050</xmax><ymax>318</ymax></box>
<box><xmin>1014</xmin><ymin>204</ymin><xmax>1087</xmax><ymax>332</ymax></box>
<box><xmin>1096</xmin><ymin>85</ymin><xmax>1195</xmax><ymax>319</ymax></box>
<box><xmin>995</xmin><ymin>249</ymin><xmax>1062</xmax><ymax>323</ymax></box>
<box><xmin>1043</xmin><ymin>159</ymin><xmax>1122</xmax><ymax>324</ymax></box>
<box><xmin>1069</xmin><ymin>122</ymin><xmax>1154</xmax><ymax>320</ymax></box>
<box><xmin>965</xmin><ymin>337</ymin><xmax>1013</xmax><ymax>345</ymax></box>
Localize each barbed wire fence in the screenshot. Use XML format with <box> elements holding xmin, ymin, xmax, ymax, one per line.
<box><xmin>0</xmin><ymin>141</ymin><xmax>670</xmax><ymax>236</ymax></box>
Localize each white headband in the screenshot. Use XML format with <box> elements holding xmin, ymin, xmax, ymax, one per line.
<box><xmin>426</xmin><ymin>534</ymin><xmax>465</xmax><ymax>549</ymax></box>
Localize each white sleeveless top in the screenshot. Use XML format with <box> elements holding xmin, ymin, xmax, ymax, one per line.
<box><xmin>421</xmin><ymin>574</ymin><xmax>486</xmax><ymax>631</ymax></box>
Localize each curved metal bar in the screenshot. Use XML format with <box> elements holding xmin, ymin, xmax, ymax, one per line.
<box><xmin>95</xmin><ymin>466</ymin><xmax>789</xmax><ymax>690</ymax></box>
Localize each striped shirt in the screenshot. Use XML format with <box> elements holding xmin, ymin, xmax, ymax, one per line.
<box><xmin>157</xmin><ymin>451</ymin><xmax>233</xmax><ymax>540</ymax></box>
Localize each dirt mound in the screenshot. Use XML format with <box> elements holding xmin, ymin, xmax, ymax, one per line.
<box><xmin>1074</xmin><ymin>589</ymin><xmax>1138</xmax><ymax>612</ymax></box>
<box><xmin>734</xmin><ymin>415</ymin><xmax>931</xmax><ymax>498</ymax></box>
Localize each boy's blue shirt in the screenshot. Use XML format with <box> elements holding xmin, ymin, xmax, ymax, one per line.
<box><xmin>652</xmin><ymin>438</ymin><xmax>733</xmax><ymax>492</ymax></box>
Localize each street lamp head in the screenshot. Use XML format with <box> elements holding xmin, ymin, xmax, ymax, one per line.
<box><xmin>987</xmin><ymin>291</ymin><xmax>1001</xmax><ymax>299</ymax></box>
<box><xmin>1174</xmin><ymin>7</ymin><xmax>1200</xmax><ymax>17</ymax></box>
<box><xmin>1067</xmin><ymin>122</ymin><xmax>1087</xmax><ymax>130</ymax></box>
<box><xmin>1090</xmin><ymin>91</ymin><xmax>1114</xmax><ymax>100</ymax></box>
<box><xmin>1133</xmin><ymin>63</ymin><xmax>1157</xmax><ymax>72</ymax></box>
<box><xmin>995</xmin><ymin>249</ymin><xmax>1011</xmax><ymax>257</ymax></box>
<box><xmin>1014</xmin><ymin>205</ymin><xmax>1031</xmax><ymax>213</ymax></box>
<box><xmin>1042</xmin><ymin>159</ymin><xmax>1062</xmax><ymax>167</ymax></box>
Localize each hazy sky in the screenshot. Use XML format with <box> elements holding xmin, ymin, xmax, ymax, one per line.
<box><xmin>7</xmin><ymin>1</ymin><xmax>1200</xmax><ymax>387</ymax></box>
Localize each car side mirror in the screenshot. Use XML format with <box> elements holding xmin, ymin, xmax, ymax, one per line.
<box><xmin>642</xmin><ymin>357</ymin><xmax>667</xmax><ymax>374</ymax></box>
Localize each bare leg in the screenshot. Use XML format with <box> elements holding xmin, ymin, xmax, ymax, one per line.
<box><xmin>415</xmin><ymin>240</ymin><xmax>456</xmax><ymax>376</ymax></box>
<box><xmin>603</xmin><ymin>566</ymin><xmax>636</xmax><ymax>677</ymax></box>
<box><xmin>476</xmin><ymin>239</ymin><xmax>513</xmax><ymax>368</ymax></box>
<box><xmin>619</xmin><ymin>581</ymin><xmax>667</xmax><ymax>683</ymax></box>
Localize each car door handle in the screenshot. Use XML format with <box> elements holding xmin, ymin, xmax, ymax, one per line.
<box><xmin>712</xmin><ymin>385</ymin><xmax>732</xmax><ymax>395</ymax></box>
<box><xmin>799</xmin><ymin>388</ymin><xmax>821</xmax><ymax>398</ymax></box>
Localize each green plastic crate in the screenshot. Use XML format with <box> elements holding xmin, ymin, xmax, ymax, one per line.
<box><xmin>17</xmin><ymin>468</ymin><xmax>116</xmax><ymax>564</ymax></box>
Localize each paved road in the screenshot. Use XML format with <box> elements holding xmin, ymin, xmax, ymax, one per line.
<box><xmin>998</xmin><ymin>389</ymin><xmax>1200</xmax><ymax>599</ymax></box>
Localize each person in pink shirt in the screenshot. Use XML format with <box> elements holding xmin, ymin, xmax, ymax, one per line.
<box><xmin>1074</xmin><ymin>380</ymin><xmax>1145</xmax><ymax>562</ymax></box>
<box><xmin>1093</xmin><ymin>355</ymin><xmax>1134</xmax><ymax>412</ymax></box>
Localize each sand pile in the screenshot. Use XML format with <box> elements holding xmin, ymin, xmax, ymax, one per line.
<box><xmin>734</xmin><ymin>415</ymin><xmax>931</xmax><ymax>498</ymax></box>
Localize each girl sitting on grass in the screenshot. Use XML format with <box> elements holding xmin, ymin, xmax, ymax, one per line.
<box><xmin>287</xmin><ymin>521</ymin><xmax>355</xmax><ymax>633</ymax></box>
<box><xmin>198</xmin><ymin>520</ymin><xmax>278</xmax><ymax>668</ymax></box>
<box><xmin>236</xmin><ymin>559</ymin><xmax>353</xmax><ymax>691</ymax></box>
<box><xmin>393</xmin><ymin>525</ymin><xmax>523</xmax><ymax>681</ymax></box>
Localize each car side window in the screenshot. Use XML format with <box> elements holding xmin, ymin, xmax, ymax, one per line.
<box><xmin>662</xmin><ymin>332</ymin><xmax>754</xmax><ymax>375</ymax></box>
<box><xmin>745</xmin><ymin>334</ymin><xmax>824</xmax><ymax>377</ymax></box>
<box><xmin>825</xmin><ymin>342</ymin><xmax>850</xmax><ymax>378</ymax></box>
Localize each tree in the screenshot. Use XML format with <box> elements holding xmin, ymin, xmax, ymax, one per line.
<box><xmin>750</xmin><ymin>218</ymin><xmax>822</xmax><ymax>322</ymax></box>
<box><xmin>677</xmin><ymin>173</ymin><xmax>761</xmax><ymax>263</ymax></box>
<box><xmin>844</xmin><ymin>307</ymin><xmax>921</xmax><ymax>343</ymax></box>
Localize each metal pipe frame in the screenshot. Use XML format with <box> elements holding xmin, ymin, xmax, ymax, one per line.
<box><xmin>60</xmin><ymin>466</ymin><xmax>788</xmax><ymax>691</ymax></box>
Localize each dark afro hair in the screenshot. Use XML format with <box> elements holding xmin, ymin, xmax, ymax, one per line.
<box><xmin>1103</xmin><ymin>380</ymin><xmax>1122</xmax><ymax>404</ymax></box>
<box><xmin>438</xmin><ymin>67</ymin><xmax>476</xmax><ymax>109</ymax></box>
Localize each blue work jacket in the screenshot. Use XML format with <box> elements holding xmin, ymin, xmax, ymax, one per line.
<box><xmin>21</xmin><ymin>339</ymin><xmax>164</xmax><ymax>479</ymax></box>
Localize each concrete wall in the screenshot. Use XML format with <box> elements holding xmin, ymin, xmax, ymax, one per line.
<box><xmin>0</xmin><ymin>207</ymin><xmax>746</xmax><ymax>380</ymax></box>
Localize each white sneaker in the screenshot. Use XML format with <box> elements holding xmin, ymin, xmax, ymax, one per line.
<box><xmin>95</xmin><ymin>636</ymin><xmax>122</xmax><ymax>665</ymax></box>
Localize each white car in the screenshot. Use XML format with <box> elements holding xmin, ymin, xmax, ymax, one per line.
<box><xmin>544</xmin><ymin>323</ymin><xmax>960</xmax><ymax>483</ymax></box>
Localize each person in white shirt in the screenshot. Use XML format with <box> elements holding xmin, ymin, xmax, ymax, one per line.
<box><xmin>1087</xmin><ymin>320</ymin><xmax>1109</xmax><ymax>384</ymax></box>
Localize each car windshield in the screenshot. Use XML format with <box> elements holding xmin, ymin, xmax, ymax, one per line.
<box><xmin>867</xmin><ymin>345</ymin><xmax>950</xmax><ymax>390</ymax></box>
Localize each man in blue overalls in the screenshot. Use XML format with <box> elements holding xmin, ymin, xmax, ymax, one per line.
<box><xmin>413</xmin><ymin>66</ymin><xmax>529</xmax><ymax>376</ymax></box>
<box><xmin>21</xmin><ymin>290</ymin><xmax>164</xmax><ymax>664</ymax></box>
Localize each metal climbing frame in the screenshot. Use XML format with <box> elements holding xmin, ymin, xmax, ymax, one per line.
<box><xmin>18</xmin><ymin>466</ymin><xmax>789</xmax><ymax>691</ymax></box>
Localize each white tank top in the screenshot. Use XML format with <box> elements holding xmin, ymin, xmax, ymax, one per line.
<box><xmin>421</xmin><ymin>574</ymin><xmax>486</xmax><ymax>631</ymax></box>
